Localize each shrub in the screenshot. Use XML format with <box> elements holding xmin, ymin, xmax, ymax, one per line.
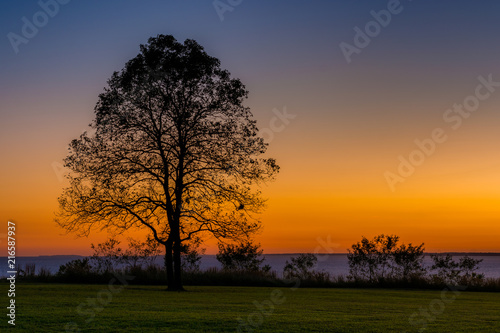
<box><xmin>392</xmin><ymin>243</ymin><xmax>426</xmax><ymax>279</ymax></box>
<box><xmin>181</xmin><ymin>241</ymin><xmax>205</xmax><ymax>272</ymax></box>
<box><xmin>90</xmin><ymin>236</ymin><xmax>163</xmax><ymax>273</ymax></box>
<box><xmin>347</xmin><ymin>234</ymin><xmax>425</xmax><ymax>282</ymax></box>
<box><xmin>125</xmin><ymin>235</ymin><xmax>162</xmax><ymax>269</ymax></box>
<box><xmin>90</xmin><ymin>238</ymin><xmax>126</xmax><ymax>273</ymax></box>
<box><xmin>38</xmin><ymin>267</ymin><xmax>52</xmax><ymax>279</ymax></box>
<box><xmin>283</xmin><ymin>253</ymin><xmax>318</xmax><ymax>280</ymax></box>
<box><xmin>18</xmin><ymin>263</ymin><xmax>37</xmax><ymax>278</ymax></box>
<box><xmin>58</xmin><ymin>258</ymin><xmax>93</xmax><ymax>276</ymax></box>
<box><xmin>430</xmin><ymin>254</ymin><xmax>484</xmax><ymax>285</ymax></box>
<box><xmin>216</xmin><ymin>241</ymin><xmax>267</xmax><ymax>272</ymax></box>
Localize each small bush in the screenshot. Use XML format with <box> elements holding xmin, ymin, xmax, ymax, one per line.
<box><xmin>430</xmin><ymin>254</ymin><xmax>484</xmax><ymax>285</ymax></box>
<box><xmin>58</xmin><ymin>258</ymin><xmax>93</xmax><ymax>275</ymax></box>
<box><xmin>181</xmin><ymin>241</ymin><xmax>205</xmax><ymax>272</ymax></box>
<box><xmin>18</xmin><ymin>263</ymin><xmax>37</xmax><ymax>278</ymax></box>
<box><xmin>216</xmin><ymin>241</ymin><xmax>268</xmax><ymax>273</ymax></box>
<box><xmin>90</xmin><ymin>238</ymin><xmax>126</xmax><ymax>273</ymax></box>
<box><xmin>283</xmin><ymin>253</ymin><xmax>318</xmax><ymax>279</ymax></box>
<box><xmin>347</xmin><ymin>234</ymin><xmax>425</xmax><ymax>282</ymax></box>
<box><xmin>126</xmin><ymin>235</ymin><xmax>162</xmax><ymax>269</ymax></box>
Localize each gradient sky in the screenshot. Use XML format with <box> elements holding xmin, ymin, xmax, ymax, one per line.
<box><xmin>2</xmin><ymin>0</ymin><xmax>500</xmax><ymax>255</ymax></box>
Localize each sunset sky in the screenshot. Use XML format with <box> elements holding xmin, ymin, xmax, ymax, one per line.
<box><xmin>2</xmin><ymin>0</ymin><xmax>500</xmax><ymax>256</ymax></box>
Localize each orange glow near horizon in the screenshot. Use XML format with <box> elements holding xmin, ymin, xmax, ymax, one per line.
<box><xmin>3</xmin><ymin>101</ymin><xmax>500</xmax><ymax>255</ymax></box>
<box><xmin>3</xmin><ymin>153</ymin><xmax>500</xmax><ymax>256</ymax></box>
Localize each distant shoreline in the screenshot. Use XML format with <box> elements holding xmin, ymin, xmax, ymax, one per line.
<box><xmin>6</xmin><ymin>252</ymin><xmax>500</xmax><ymax>258</ymax></box>
<box><xmin>3</xmin><ymin>253</ymin><xmax>500</xmax><ymax>279</ymax></box>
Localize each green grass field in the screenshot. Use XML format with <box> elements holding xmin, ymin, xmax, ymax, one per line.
<box><xmin>2</xmin><ymin>283</ymin><xmax>500</xmax><ymax>332</ymax></box>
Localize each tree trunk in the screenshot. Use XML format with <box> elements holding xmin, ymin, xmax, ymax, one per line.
<box><xmin>165</xmin><ymin>223</ymin><xmax>184</xmax><ymax>291</ymax></box>
<box><xmin>165</xmin><ymin>240</ymin><xmax>173</xmax><ymax>290</ymax></box>
<box><xmin>172</xmin><ymin>236</ymin><xmax>184</xmax><ymax>291</ymax></box>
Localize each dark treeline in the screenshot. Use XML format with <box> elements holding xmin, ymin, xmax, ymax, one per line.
<box><xmin>9</xmin><ymin>235</ymin><xmax>500</xmax><ymax>291</ymax></box>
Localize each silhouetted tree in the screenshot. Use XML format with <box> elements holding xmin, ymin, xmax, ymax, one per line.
<box><xmin>392</xmin><ymin>243</ymin><xmax>426</xmax><ymax>280</ymax></box>
<box><xmin>180</xmin><ymin>239</ymin><xmax>205</xmax><ymax>272</ymax></box>
<box><xmin>216</xmin><ymin>241</ymin><xmax>267</xmax><ymax>272</ymax></box>
<box><xmin>90</xmin><ymin>238</ymin><xmax>125</xmax><ymax>274</ymax></box>
<box><xmin>89</xmin><ymin>236</ymin><xmax>162</xmax><ymax>273</ymax></box>
<box><xmin>56</xmin><ymin>34</ymin><xmax>279</xmax><ymax>291</ymax></box>
<box><xmin>430</xmin><ymin>254</ymin><xmax>484</xmax><ymax>285</ymax></box>
<box><xmin>126</xmin><ymin>235</ymin><xmax>162</xmax><ymax>269</ymax></box>
<box><xmin>347</xmin><ymin>234</ymin><xmax>425</xmax><ymax>282</ymax></box>
<box><xmin>283</xmin><ymin>253</ymin><xmax>319</xmax><ymax>280</ymax></box>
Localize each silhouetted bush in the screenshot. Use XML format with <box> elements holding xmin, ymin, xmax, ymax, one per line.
<box><xmin>216</xmin><ymin>241</ymin><xmax>268</xmax><ymax>273</ymax></box>
<box><xmin>58</xmin><ymin>258</ymin><xmax>93</xmax><ymax>275</ymax></box>
<box><xmin>180</xmin><ymin>241</ymin><xmax>205</xmax><ymax>272</ymax></box>
<box><xmin>282</xmin><ymin>253</ymin><xmax>330</xmax><ymax>284</ymax></box>
<box><xmin>89</xmin><ymin>236</ymin><xmax>162</xmax><ymax>273</ymax></box>
<box><xmin>126</xmin><ymin>236</ymin><xmax>162</xmax><ymax>269</ymax></box>
<box><xmin>347</xmin><ymin>234</ymin><xmax>426</xmax><ymax>282</ymax></box>
<box><xmin>430</xmin><ymin>254</ymin><xmax>484</xmax><ymax>286</ymax></box>
<box><xmin>18</xmin><ymin>263</ymin><xmax>37</xmax><ymax>278</ymax></box>
<box><xmin>90</xmin><ymin>239</ymin><xmax>125</xmax><ymax>273</ymax></box>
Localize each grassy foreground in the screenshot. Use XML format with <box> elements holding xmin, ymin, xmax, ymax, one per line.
<box><xmin>2</xmin><ymin>283</ymin><xmax>500</xmax><ymax>332</ymax></box>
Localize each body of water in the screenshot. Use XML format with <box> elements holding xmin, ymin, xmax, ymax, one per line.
<box><xmin>2</xmin><ymin>254</ymin><xmax>500</xmax><ymax>278</ymax></box>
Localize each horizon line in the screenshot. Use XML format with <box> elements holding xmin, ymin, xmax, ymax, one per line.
<box><xmin>7</xmin><ymin>251</ymin><xmax>500</xmax><ymax>257</ymax></box>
